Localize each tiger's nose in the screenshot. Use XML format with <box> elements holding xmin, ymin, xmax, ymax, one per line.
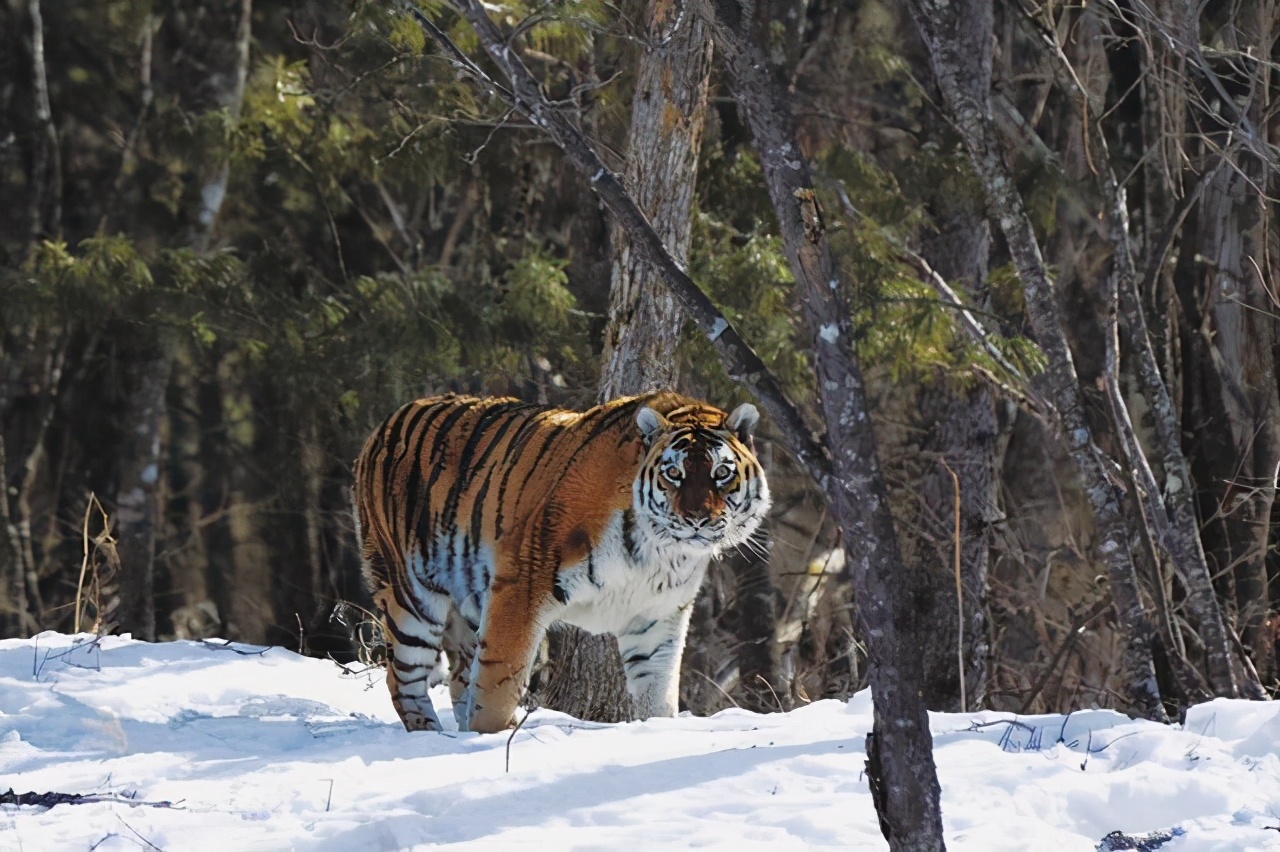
<box><xmin>691</xmin><ymin>498</ymin><xmax>725</xmax><ymax>523</ymax></box>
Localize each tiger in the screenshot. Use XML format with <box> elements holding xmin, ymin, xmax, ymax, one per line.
<box><xmin>351</xmin><ymin>391</ymin><xmax>771</xmax><ymax>734</ymax></box>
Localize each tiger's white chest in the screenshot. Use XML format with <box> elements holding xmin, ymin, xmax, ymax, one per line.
<box><xmin>552</xmin><ymin>510</ymin><xmax>710</xmax><ymax>636</ymax></box>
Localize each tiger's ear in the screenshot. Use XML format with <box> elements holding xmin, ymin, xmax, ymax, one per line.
<box><xmin>636</xmin><ymin>406</ymin><xmax>669</xmax><ymax>445</ymax></box>
<box><xmin>726</xmin><ymin>403</ymin><xmax>760</xmax><ymax>446</ymax></box>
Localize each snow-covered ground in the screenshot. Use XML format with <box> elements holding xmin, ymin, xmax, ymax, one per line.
<box><xmin>2</xmin><ymin>633</ymin><xmax>1279</xmax><ymax>851</ymax></box>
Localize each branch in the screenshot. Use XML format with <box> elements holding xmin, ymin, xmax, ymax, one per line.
<box><xmin>404</xmin><ymin>2</ymin><xmax>833</xmax><ymax>490</ymax></box>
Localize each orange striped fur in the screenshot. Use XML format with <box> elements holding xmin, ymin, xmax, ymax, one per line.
<box><xmin>352</xmin><ymin>392</ymin><xmax>770</xmax><ymax>733</ymax></box>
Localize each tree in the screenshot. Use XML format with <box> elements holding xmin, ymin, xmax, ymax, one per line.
<box><xmin>539</xmin><ymin>0</ymin><xmax>716</xmax><ymax>723</ymax></box>
<box><xmin>903</xmin><ymin>0</ymin><xmax>1000</xmax><ymax>713</ymax></box>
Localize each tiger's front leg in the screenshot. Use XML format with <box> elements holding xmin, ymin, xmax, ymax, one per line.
<box><xmin>617</xmin><ymin>605</ymin><xmax>694</xmax><ymax>720</ymax></box>
<box><xmin>462</xmin><ymin>584</ymin><xmax>548</xmax><ymax>734</ymax></box>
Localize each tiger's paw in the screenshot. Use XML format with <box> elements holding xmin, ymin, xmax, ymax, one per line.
<box><xmin>394</xmin><ymin>699</ymin><xmax>444</xmax><ymax>732</ymax></box>
<box><xmin>400</xmin><ymin>714</ymin><xmax>441</xmax><ymax>733</ymax></box>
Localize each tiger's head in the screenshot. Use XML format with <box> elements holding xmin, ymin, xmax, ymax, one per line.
<box><xmin>633</xmin><ymin>402</ymin><xmax>771</xmax><ymax>555</ymax></box>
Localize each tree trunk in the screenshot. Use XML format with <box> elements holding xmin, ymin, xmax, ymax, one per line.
<box><xmin>1191</xmin><ymin>160</ymin><xmax>1277</xmax><ymax>687</ymax></box>
<box><xmin>542</xmin><ymin>0</ymin><xmax>714</xmax><ymax>723</ymax></box>
<box><xmin>112</xmin><ymin>339</ymin><xmax>172</xmax><ymax>641</ymax></box>
<box><xmin>0</xmin><ymin>357</ymin><xmax>33</xmax><ymax>637</ymax></box>
<box><xmin>702</xmin><ymin>0</ymin><xmax>946</xmax><ymax>846</ymax></box>
<box><xmin>728</xmin><ymin>533</ymin><xmax>788</xmax><ymax>713</ymax></box>
<box><xmin>909</xmin><ymin>0</ymin><xmax>1167</xmax><ymax>722</ymax></box>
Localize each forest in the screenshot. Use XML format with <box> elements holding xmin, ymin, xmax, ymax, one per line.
<box><xmin>1</xmin><ymin>0</ymin><xmax>1277</xmax><ymax>846</ymax></box>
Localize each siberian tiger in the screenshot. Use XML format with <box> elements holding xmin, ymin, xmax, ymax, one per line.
<box><xmin>352</xmin><ymin>392</ymin><xmax>770</xmax><ymax>733</ymax></box>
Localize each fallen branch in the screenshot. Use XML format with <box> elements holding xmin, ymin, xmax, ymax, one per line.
<box><xmin>1</xmin><ymin>788</ymin><xmax>182</xmax><ymax>810</ymax></box>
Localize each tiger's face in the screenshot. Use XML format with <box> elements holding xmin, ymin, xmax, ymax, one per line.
<box><xmin>634</xmin><ymin>403</ymin><xmax>771</xmax><ymax>554</ymax></box>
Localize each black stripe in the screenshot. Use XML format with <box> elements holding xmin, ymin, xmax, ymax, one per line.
<box><xmin>392</xmin><ymin>668</ymin><xmax>434</xmax><ymax>685</ymax></box>
<box><xmin>384</xmin><ymin>616</ymin><xmax>441</xmax><ymax>647</ymax></box>
<box><xmin>552</xmin><ymin>576</ymin><xmax>570</xmax><ymax>604</ymax></box>
<box><xmin>623</xmin><ymin>651</ymin><xmax>653</xmax><ymax>665</ymax></box>
<box><xmin>622</xmin><ymin>509</ymin><xmax>639</xmax><ymax>561</ymax></box>
<box><xmin>442</xmin><ymin>403</ymin><xmax>513</xmax><ymax>523</ymax></box>
<box><xmin>582</xmin><ymin>400</ymin><xmax>640</xmax><ymax>446</ymax></box>
<box><xmin>391</xmin><ymin>580</ymin><xmax>447</xmax><ymax>624</ymax></box>
<box><xmin>465</xmin><ymin>405</ymin><xmax>533</xmax><ymax>550</ymax></box>
<box><xmin>511</xmin><ymin>423</ymin><xmax>567</xmax><ymax>508</ymax></box>
<box><xmin>414</xmin><ymin>399</ymin><xmax>483</xmax><ymax>549</ymax></box>
<box><xmin>625</xmin><ymin>619</ymin><xmax>657</xmax><ymax>637</ymax></box>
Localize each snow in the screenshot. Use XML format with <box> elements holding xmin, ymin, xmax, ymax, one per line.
<box><xmin>3</xmin><ymin>633</ymin><xmax>1280</xmax><ymax>851</ymax></box>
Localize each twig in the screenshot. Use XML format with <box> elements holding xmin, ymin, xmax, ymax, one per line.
<box><xmin>834</xmin><ymin>183</ymin><xmax>1049</xmax><ymax>415</ymax></box>
<box><xmin>74</xmin><ymin>494</ymin><xmax>94</xmax><ymax>634</ymax></box>
<box><xmin>505</xmin><ymin>706</ymin><xmax>532</xmax><ymax>773</ymax></box>
<box><xmin>753</xmin><ymin>673</ymin><xmax>786</xmax><ymax>713</ymax></box>
<box><xmin>940</xmin><ymin>459</ymin><xmax>965</xmax><ymax>712</ymax></box>
<box><xmin>200</xmin><ymin>639</ymin><xmax>269</xmax><ymax>656</ymax></box>
<box><xmin>1018</xmin><ymin>596</ymin><xmax>1111</xmax><ymax>715</ymax></box>
<box><xmin>116</xmin><ymin>814</ymin><xmax>164</xmax><ymax>851</ymax></box>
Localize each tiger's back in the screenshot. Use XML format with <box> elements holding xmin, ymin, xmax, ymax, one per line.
<box><xmin>353</xmin><ymin>392</ymin><xmax>769</xmax><ymax>733</ymax></box>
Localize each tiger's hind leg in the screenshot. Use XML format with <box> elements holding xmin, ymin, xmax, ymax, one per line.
<box><xmin>375</xmin><ymin>587</ymin><xmax>452</xmax><ymax>732</ymax></box>
<box><xmin>443</xmin><ymin>606</ymin><xmax>478</xmax><ymax>729</ymax></box>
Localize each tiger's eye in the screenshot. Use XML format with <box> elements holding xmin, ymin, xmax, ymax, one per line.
<box><xmin>713</xmin><ymin>463</ymin><xmax>733</xmax><ymax>482</ymax></box>
<box><xmin>662</xmin><ymin>464</ymin><xmax>683</xmax><ymax>483</ymax></box>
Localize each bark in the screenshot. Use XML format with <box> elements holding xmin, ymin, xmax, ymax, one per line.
<box><xmin>1193</xmin><ymin>160</ymin><xmax>1277</xmax><ymax>687</ymax></box>
<box><xmin>597</xmin><ymin>3</ymin><xmax>710</xmax><ymax>399</ymax></box>
<box><xmin>198</xmin><ymin>369</ymin><xmax>235</xmax><ymax>638</ymax></box>
<box><xmin>1195</xmin><ymin>1</ymin><xmax>1277</xmax><ymax>689</ymax></box>
<box><xmin>701</xmin><ymin>0</ymin><xmax>945</xmax><ymax>845</ymax></box>
<box><xmin>24</xmin><ymin>0</ymin><xmax>61</xmax><ymax>240</ymax></box>
<box><xmin>909</xmin><ymin>0</ymin><xmax>1166</xmax><ymax>721</ymax></box>
<box><xmin>0</xmin><ymin>353</ymin><xmax>32</xmax><ymax>637</ymax></box>
<box><xmin>543</xmin><ymin>0</ymin><xmax>714</xmax><ymax>723</ymax></box>
<box><xmin>728</xmin><ymin>535</ymin><xmax>788</xmax><ymax>713</ymax></box>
